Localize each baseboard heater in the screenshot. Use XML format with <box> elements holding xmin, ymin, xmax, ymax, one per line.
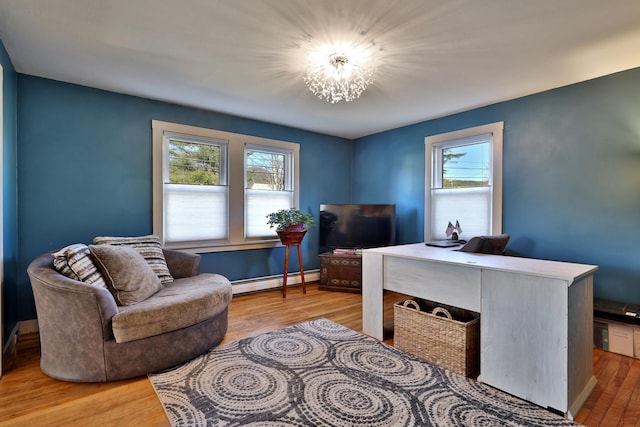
<box><xmin>231</xmin><ymin>269</ymin><xmax>320</xmax><ymax>295</ymax></box>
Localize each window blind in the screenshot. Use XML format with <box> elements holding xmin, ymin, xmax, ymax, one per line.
<box><xmin>245</xmin><ymin>189</ymin><xmax>293</xmax><ymax>238</ymax></box>
<box><xmin>164</xmin><ymin>184</ymin><xmax>228</xmax><ymax>242</ymax></box>
<box><xmin>430</xmin><ymin>186</ymin><xmax>492</xmax><ymax>240</ymax></box>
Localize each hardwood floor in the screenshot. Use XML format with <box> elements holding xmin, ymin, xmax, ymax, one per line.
<box><xmin>0</xmin><ymin>283</ymin><xmax>638</xmax><ymax>426</ymax></box>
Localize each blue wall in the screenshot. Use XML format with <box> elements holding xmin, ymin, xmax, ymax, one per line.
<box><xmin>8</xmin><ymin>56</ymin><xmax>640</xmax><ymax>327</ymax></box>
<box><xmin>16</xmin><ymin>75</ymin><xmax>352</xmax><ymax>321</ymax></box>
<box><xmin>353</xmin><ymin>67</ymin><xmax>640</xmax><ymax>304</ymax></box>
<box><xmin>1</xmin><ymin>40</ymin><xmax>19</xmax><ymax>343</ymax></box>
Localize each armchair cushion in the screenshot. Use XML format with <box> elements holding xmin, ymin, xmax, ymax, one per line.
<box><xmin>89</xmin><ymin>244</ymin><xmax>162</xmax><ymax>306</ymax></box>
<box><xmin>111</xmin><ymin>273</ymin><xmax>232</xmax><ymax>343</ymax></box>
<box><xmin>52</xmin><ymin>243</ymin><xmax>108</xmax><ymax>289</ymax></box>
<box><xmin>93</xmin><ymin>234</ymin><xmax>173</xmax><ymax>285</ymax></box>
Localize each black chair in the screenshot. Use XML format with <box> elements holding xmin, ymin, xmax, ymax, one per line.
<box><xmin>459</xmin><ymin>234</ymin><xmax>510</xmax><ymax>255</ymax></box>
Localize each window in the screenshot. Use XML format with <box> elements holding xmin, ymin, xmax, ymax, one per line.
<box><xmin>162</xmin><ymin>132</ymin><xmax>229</xmax><ymax>244</ymax></box>
<box><xmin>424</xmin><ymin>122</ymin><xmax>503</xmax><ymax>242</ymax></box>
<box><xmin>245</xmin><ymin>145</ymin><xmax>294</xmax><ymax>238</ymax></box>
<box><xmin>152</xmin><ymin>121</ymin><xmax>300</xmax><ymax>252</ymax></box>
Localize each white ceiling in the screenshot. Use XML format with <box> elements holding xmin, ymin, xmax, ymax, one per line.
<box><xmin>1</xmin><ymin>0</ymin><xmax>639</xmax><ymax>139</ymax></box>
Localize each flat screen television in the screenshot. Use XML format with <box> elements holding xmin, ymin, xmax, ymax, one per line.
<box><xmin>319</xmin><ymin>204</ymin><xmax>396</xmax><ymax>251</ymax></box>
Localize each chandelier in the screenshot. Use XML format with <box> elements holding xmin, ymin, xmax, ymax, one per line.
<box><xmin>303</xmin><ymin>45</ymin><xmax>377</xmax><ymax>104</ymax></box>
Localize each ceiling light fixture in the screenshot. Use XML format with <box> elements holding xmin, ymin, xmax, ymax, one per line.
<box><xmin>303</xmin><ymin>43</ymin><xmax>377</xmax><ymax>103</ymax></box>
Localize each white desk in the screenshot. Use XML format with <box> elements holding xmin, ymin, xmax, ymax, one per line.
<box><xmin>362</xmin><ymin>243</ymin><xmax>598</xmax><ymax>419</ymax></box>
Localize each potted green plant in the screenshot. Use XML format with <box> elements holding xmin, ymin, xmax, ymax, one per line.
<box><xmin>266</xmin><ymin>208</ymin><xmax>316</xmax><ymax>232</ymax></box>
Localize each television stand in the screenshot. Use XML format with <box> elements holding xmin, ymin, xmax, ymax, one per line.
<box><xmin>319</xmin><ymin>252</ymin><xmax>362</xmax><ymax>293</ymax></box>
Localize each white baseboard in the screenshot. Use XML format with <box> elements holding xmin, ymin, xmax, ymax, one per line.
<box><xmin>3</xmin><ymin>319</ymin><xmax>39</xmax><ymax>349</ymax></box>
<box><xmin>2</xmin><ymin>323</ymin><xmax>18</xmax><ymax>372</ymax></box>
<box><xmin>3</xmin><ymin>320</ymin><xmax>40</xmax><ymax>372</ymax></box>
<box><xmin>567</xmin><ymin>375</ymin><xmax>598</xmax><ymax>420</ymax></box>
<box><xmin>18</xmin><ymin>319</ymin><xmax>39</xmax><ymax>335</ymax></box>
<box><xmin>231</xmin><ymin>269</ymin><xmax>320</xmax><ymax>295</ymax></box>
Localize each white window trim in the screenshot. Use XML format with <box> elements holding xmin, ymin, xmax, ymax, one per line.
<box><xmin>424</xmin><ymin>121</ymin><xmax>504</xmax><ymax>242</ymax></box>
<box><xmin>152</xmin><ymin>120</ymin><xmax>300</xmax><ymax>253</ymax></box>
<box><xmin>244</xmin><ymin>144</ymin><xmax>296</xmax><ymax>240</ymax></box>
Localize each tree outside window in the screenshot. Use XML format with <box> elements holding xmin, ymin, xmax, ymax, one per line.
<box><xmin>169</xmin><ymin>140</ymin><xmax>221</xmax><ymax>185</ymax></box>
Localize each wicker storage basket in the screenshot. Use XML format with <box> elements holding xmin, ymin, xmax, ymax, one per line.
<box><xmin>394</xmin><ymin>299</ymin><xmax>480</xmax><ymax>376</ymax></box>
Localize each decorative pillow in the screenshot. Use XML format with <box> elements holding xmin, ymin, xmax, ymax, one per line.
<box><xmin>93</xmin><ymin>235</ymin><xmax>173</xmax><ymax>285</ymax></box>
<box><xmin>89</xmin><ymin>244</ymin><xmax>162</xmax><ymax>306</ymax></box>
<box><xmin>52</xmin><ymin>244</ymin><xmax>108</xmax><ymax>289</ymax></box>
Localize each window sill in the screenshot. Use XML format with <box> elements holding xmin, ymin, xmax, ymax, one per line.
<box><xmin>164</xmin><ymin>239</ymin><xmax>284</xmax><ymax>254</ymax></box>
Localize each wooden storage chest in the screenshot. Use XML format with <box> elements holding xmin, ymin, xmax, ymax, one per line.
<box><xmin>319</xmin><ymin>252</ymin><xmax>362</xmax><ymax>293</ymax></box>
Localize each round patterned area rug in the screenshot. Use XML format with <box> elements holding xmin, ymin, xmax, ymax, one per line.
<box><xmin>149</xmin><ymin>318</ymin><xmax>582</xmax><ymax>426</ymax></box>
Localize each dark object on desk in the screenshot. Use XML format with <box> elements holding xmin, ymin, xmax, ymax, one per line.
<box><xmin>594</xmin><ymin>298</ymin><xmax>640</xmax><ymax>325</ymax></box>
<box><xmin>426</xmin><ymin>240</ymin><xmax>462</xmax><ymax>248</ymax></box>
<box><xmin>458</xmin><ymin>234</ymin><xmax>510</xmax><ymax>255</ymax></box>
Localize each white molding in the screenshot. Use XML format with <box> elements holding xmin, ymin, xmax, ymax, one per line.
<box><xmin>232</xmin><ymin>270</ymin><xmax>320</xmax><ymax>294</ymax></box>
<box><xmin>151</xmin><ymin>120</ymin><xmax>301</xmax><ymax>252</ymax></box>
<box><xmin>18</xmin><ymin>319</ymin><xmax>40</xmax><ymax>335</ymax></box>
<box><xmin>2</xmin><ymin>323</ymin><xmax>17</xmax><ymax>370</ymax></box>
<box><xmin>424</xmin><ymin>121</ymin><xmax>504</xmax><ymax>242</ymax></box>
<box><xmin>568</xmin><ymin>376</ymin><xmax>597</xmax><ymax>420</ymax></box>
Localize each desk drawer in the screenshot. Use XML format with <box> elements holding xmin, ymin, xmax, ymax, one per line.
<box><xmin>383</xmin><ymin>256</ymin><xmax>481</xmax><ymax>312</ymax></box>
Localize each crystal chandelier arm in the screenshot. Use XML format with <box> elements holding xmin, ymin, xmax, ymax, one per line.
<box><xmin>303</xmin><ymin>48</ymin><xmax>376</xmax><ymax>103</ymax></box>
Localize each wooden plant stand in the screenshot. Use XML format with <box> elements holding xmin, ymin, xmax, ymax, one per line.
<box><xmin>277</xmin><ymin>230</ymin><xmax>307</xmax><ymax>298</ymax></box>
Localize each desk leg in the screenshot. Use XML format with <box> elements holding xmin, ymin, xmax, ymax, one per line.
<box><xmin>297</xmin><ymin>244</ymin><xmax>306</xmax><ymax>294</ymax></box>
<box><xmin>362</xmin><ymin>251</ymin><xmax>384</xmax><ymax>340</ymax></box>
<box><xmin>282</xmin><ymin>245</ymin><xmax>290</xmax><ymax>298</ymax></box>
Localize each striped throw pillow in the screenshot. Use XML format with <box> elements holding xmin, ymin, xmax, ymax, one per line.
<box><xmin>52</xmin><ymin>243</ymin><xmax>108</xmax><ymax>289</ymax></box>
<box><xmin>93</xmin><ymin>235</ymin><xmax>174</xmax><ymax>285</ymax></box>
